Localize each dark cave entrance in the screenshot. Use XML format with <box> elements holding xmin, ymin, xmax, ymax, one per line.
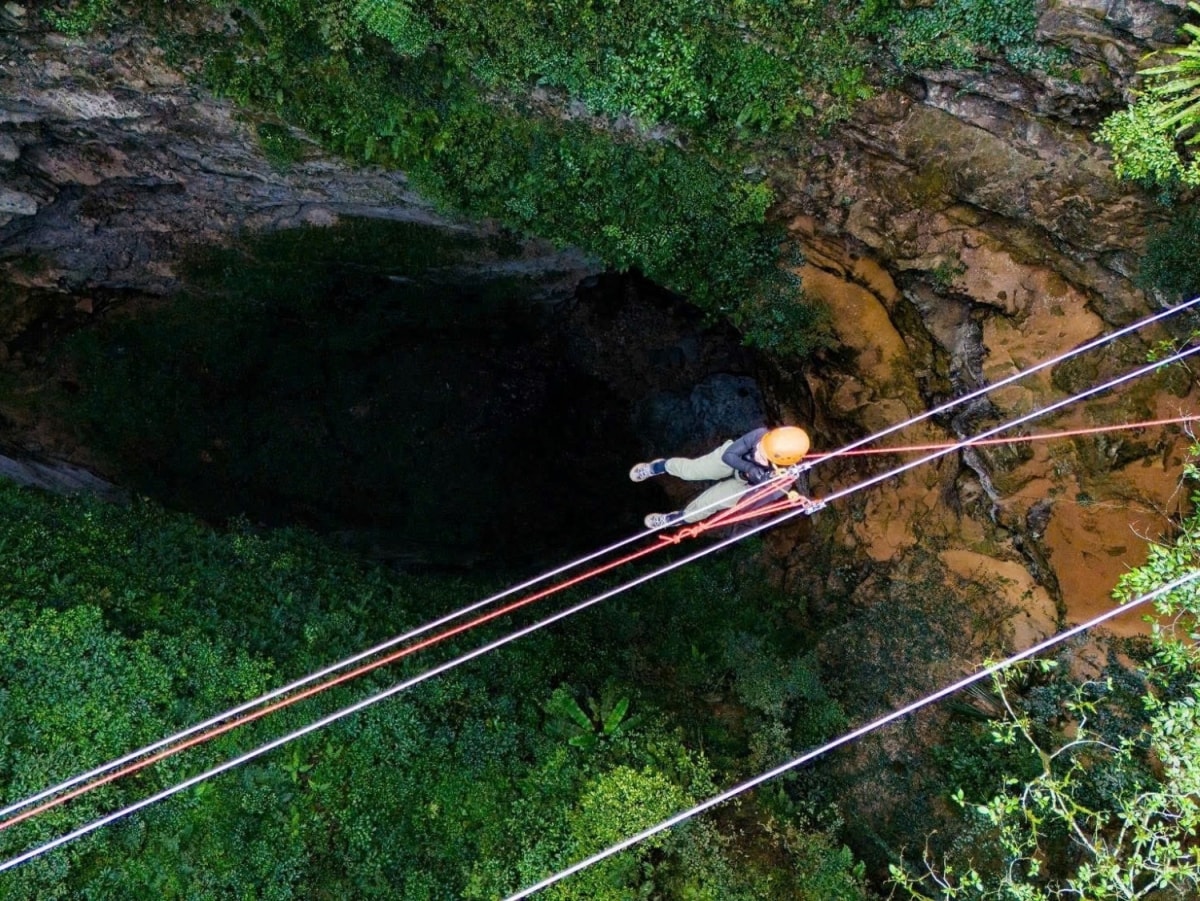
<box><xmin>58</xmin><ymin>218</ymin><xmax>766</xmax><ymax>568</ymax></box>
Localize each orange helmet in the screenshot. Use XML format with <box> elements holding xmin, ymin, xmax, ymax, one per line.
<box><xmin>760</xmin><ymin>426</ymin><xmax>810</xmax><ymax>467</ymax></box>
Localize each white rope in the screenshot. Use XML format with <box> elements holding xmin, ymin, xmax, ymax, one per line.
<box><xmin>505</xmin><ymin>569</ymin><xmax>1200</xmax><ymax>899</ymax></box>
<box><xmin>3</xmin><ymin>342</ymin><xmax>1193</xmax><ymax>872</ymax></box>
<box><xmin>0</xmin><ymin>527</ymin><xmax>661</xmax><ymax>820</ymax></box>
<box><xmin>670</xmin><ymin>295</ymin><xmax>1200</xmax><ymax>517</ymax></box>
<box><xmin>0</xmin><ymin>492</ymin><xmax>816</xmax><ymax>873</ymax></box>
<box><xmin>7</xmin><ymin>298</ymin><xmax>1192</xmax><ymax>821</ymax></box>
<box><xmin>772</xmin><ymin>341</ymin><xmax>1200</xmax><ymax>524</ymax></box>
<box><xmin>792</xmin><ymin>295</ymin><xmax>1200</xmax><ymax>473</ymax></box>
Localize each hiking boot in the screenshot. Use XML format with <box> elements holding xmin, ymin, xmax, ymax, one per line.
<box><xmin>629</xmin><ymin>459</ymin><xmax>667</xmax><ymax>482</ymax></box>
<box><xmin>644</xmin><ymin>511</ymin><xmax>684</xmax><ymax>530</ymax></box>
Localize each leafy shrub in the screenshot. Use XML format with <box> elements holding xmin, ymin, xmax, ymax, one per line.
<box><xmin>254</xmin><ymin>122</ymin><xmax>307</xmax><ymax>170</ymax></box>
<box><xmin>1097</xmin><ymin>2</ymin><xmax>1200</xmax><ymax>190</ymax></box>
<box><xmin>861</xmin><ymin>0</ymin><xmax>1056</xmax><ymax>72</ymax></box>
<box><xmin>42</xmin><ymin>0</ymin><xmax>114</xmax><ymax>35</ymax></box>
<box><xmin>352</xmin><ymin>0</ymin><xmax>434</xmax><ymax>55</ymax></box>
<box><xmin>1096</xmin><ymin>98</ymin><xmax>1200</xmax><ymax>190</ymax></box>
<box><xmin>1140</xmin><ymin>4</ymin><xmax>1200</xmax><ymax>140</ymax></box>
<box><xmin>891</xmin><ymin>450</ymin><xmax>1200</xmax><ymax>899</ymax></box>
<box><xmin>421</xmin><ymin>0</ymin><xmax>871</xmax><ymax>134</ymax></box>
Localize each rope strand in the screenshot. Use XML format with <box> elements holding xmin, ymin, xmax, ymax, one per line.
<box><xmin>806</xmin><ymin>413</ymin><xmax>1199</xmax><ymax>458</ymax></box>
<box><xmin>0</xmin><ymin>526</ymin><xmax>660</xmax><ymax>820</ymax></box>
<box><xmin>793</xmin><ymin>296</ymin><xmax>1200</xmax><ymax>472</ymax></box>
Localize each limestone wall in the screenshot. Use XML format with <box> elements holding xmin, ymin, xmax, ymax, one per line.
<box><xmin>781</xmin><ymin>0</ymin><xmax>1197</xmax><ymax>640</ymax></box>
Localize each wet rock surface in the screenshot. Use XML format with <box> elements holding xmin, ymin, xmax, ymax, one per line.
<box><xmin>776</xmin><ymin>0</ymin><xmax>1198</xmax><ymax>652</ymax></box>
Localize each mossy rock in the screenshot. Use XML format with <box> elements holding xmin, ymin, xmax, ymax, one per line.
<box><xmin>1049</xmin><ymin>337</ymin><xmax>1145</xmax><ymax>396</ymax></box>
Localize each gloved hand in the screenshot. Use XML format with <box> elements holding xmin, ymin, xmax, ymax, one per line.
<box><xmin>786</xmin><ymin>491</ymin><xmax>822</xmax><ymax>514</ymax></box>
<box><xmin>745</xmin><ymin>466</ymin><xmax>772</xmax><ymax>485</ymax></box>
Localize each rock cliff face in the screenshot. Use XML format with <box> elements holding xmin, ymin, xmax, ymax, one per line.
<box><xmin>0</xmin><ymin>11</ymin><xmax>437</xmax><ymax>292</ymax></box>
<box><xmin>778</xmin><ymin>0</ymin><xmax>1197</xmax><ymax>647</ymax></box>
<box><xmin>0</xmin><ymin>4</ymin><xmax>595</xmax><ymax>479</ymax></box>
<box><xmin>0</xmin><ymin>5</ymin><xmax>594</xmax><ymax>375</ymax></box>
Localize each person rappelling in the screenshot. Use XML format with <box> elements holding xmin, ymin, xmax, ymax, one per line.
<box><xmin>629</xmin><ymin>426</ymin><xmax>813</xmax><ymax>530</ymax></box>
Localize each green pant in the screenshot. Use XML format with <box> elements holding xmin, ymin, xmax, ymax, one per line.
<box><xmin>664</xmin><ymin>441</ymin><xmax>748</xmax><ymax>523</ymax></box>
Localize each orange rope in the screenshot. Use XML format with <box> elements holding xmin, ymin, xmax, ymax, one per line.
<box><xmin>0</xmin><ymin>534</ymin><xmax>673</xmax><ymax>831</ymax></box>
<box><xmin>806</xmin><ymin>414</ymin><xmax>1197</xmax><ymax>459</ymax></box>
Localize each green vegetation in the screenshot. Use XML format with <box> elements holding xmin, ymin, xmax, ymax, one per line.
<box><xmin>35</xmin><ymin>0</ymin><xmax>1060</xmax><ymax>367</ymax></box>
<box><xmin>42</xmin><ymin>0</ymin><xmax>1058</xmax><ymax>355</ymax></box>
<box><xmin>863</xmin><ymin>0</ymin><xmax>1055</xmax><ymax>72</ymax></box>
<box><xmin>186</xmin><ymin>0</ymin><xmax>1049</xmax><ymax>352</ymax></box>
<box><xmin>41</xmin><ymin>0</ymin><xmax>115</xmax><ymax>35</ymax></box>
<box><xmin>191</xmin><ymin>0</ymin><xmax>1052</xmax><ymax>350</ymax></box>
<box><xmin>24</xmin><ymin>1</ymin><xmax>1164</xmax><ymax>895</ymax></box>
<box><xmin>890</xmin><ymin>453</ymin><xmax>1200</xmax><ymax>899</ymax></box>
<box><xmin>1097</xmin><ymin>2</ymin><xmax>1200</xmax><ymax>191</ymax></box>
<box><xmin>1138</xmin><ymin>203</ymin><xmax>1200</xmax><ymax>301</ymax></box>
<box><xmin>195</xmin><ymin>0</ymin><xmax>831</xmax><ymax>357</ymax></box>
<box><xmin>219</xmin><ymin>0</ymin><xmax>873</xmax><ymax>138</ymax></box>
<box><xmin>0</xmin><ymin>480</ymin><xmax>870</xmax><ymax>897</ymax></box>
<box><xmin>930</xmin><ymin>255</ymin><xmax>967</xmax><ymax>294</ymax></box>
<box><xmin>254</xmin><ymin>121</ymin><xmax>309</xmax><ymax>170</ymax></box>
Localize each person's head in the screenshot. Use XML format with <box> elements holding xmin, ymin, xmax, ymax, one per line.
<box><xmin>759</xmin><ymin>426</ymin><xmax>810</xmax><ymax>467</ymax></box>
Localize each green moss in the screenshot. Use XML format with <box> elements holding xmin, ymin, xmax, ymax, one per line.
<box><xmin>930</xmin><ymin>256</ymin><xmax>966</xmax><ymax>293</ymax></box>
<box><xmin>904</xmin><ymin>166</ymin><xmax>954</xmax><ymax>206</ymax></box>
<box><xmin>1139</xmin><ymin>203</ymin><xmax>1200</xmax><ymax>302</ymax></box>
<box><xmin>255</xmin><ymin>121</ymin><xmax>308</xmax><ymax>170</ymax></box>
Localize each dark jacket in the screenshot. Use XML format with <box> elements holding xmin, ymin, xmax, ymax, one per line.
<box><xmin>721</xmin><ymin>428</ymin><xmax>770</xmax><ymax>483</ymax></box>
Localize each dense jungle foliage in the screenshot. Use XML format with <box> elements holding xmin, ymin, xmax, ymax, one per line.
<box><xmin>1096</xmin><ymin>1</ymin><xmax>1200</xmax><ymax>193</ymax></box>
<box><xmin>0</xmin><ymin>481</ymin><xmax>867</xmax><ymax>898</ymax></box>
